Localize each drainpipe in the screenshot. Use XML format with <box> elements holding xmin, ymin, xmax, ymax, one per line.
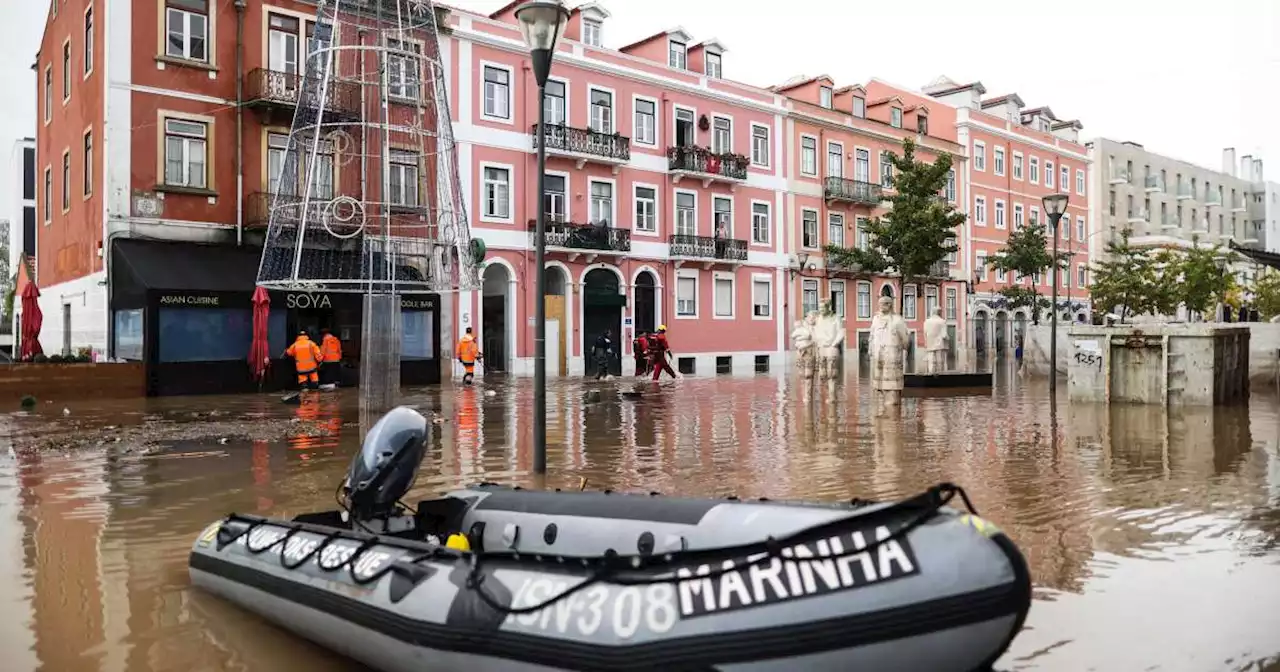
<box><xmin>234</xmin><ymin>0</ymin><xmax>247</xmax><ymax>245</ymax></box>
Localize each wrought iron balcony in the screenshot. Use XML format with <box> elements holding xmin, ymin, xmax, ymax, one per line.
<box><xmin>824</xmin><ymin>177</ymin><xmax>882</xmax><ymax>205</ymax></box>
<box><xmin>245</xmin><ymin>68</ymin><xmax>362</xmax><ymax>121</ymax></box>
<box><xmin>528</xmin><ymin>219</ymin><xmax>631</xmax><ymax>254</ymax></box>
<box><xmin>531</xmin><ymin>124</ymin><xmax>631</xmax><ymax>169</ymax></box>
<box><xmin>245</xmin><ymin>191</ymin><xmax>345</xmax><ymax>231</ymax></box>
<box><xmin>667</xmin><ymin>146</ymin><xmax>748</xmax><ymax>186</ymax></box>
<box><xmin>668</xmin><ymin>233</ymin><xmax>747</xmax><ymax>262</ymax></box>
<box><xmin>925</xmin><ymin>260</ymin><xmax>951</xmax><ymax>279</ymax></box>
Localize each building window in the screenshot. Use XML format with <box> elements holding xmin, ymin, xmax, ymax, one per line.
<box><xmin>706</xmin><ymin>52</ymin><xmax>722</xmax><ymax>78</ymax></box>
<box><xmin>973</xmin><ymin>142</ymin><xmax>986</xmax><ymax>171</ymax></box>
<box><xmin>711</xmin><ymin>116</ymin><xmax>732</xmax><ymax>154</ymax></box>
<box><xmin>714</xmin><ymin>275</ymin><xmax>734</xmax><ymax>318</ymax></box>
<box><xmin>634</xmin><ymin>186</ymin><xmax>656</xmax><ymax>232</ymax></box>
<box><xmin>543</xmin><ymin>80</ymin><xmax>566</xmax><ymax>126</ymax></box>
<box><xmin>996</xmin><ymin>267</ymin><xmax>1006</xmax><ymax>283</ymax></box>
<box><xmin>43</xmin><ymin>66</ymin><xmax>52</xmax><ymax>123</ymax></box>
<box><xmin>856</xmin><ymin>282</ymin><xmax>871</xmax><ymax>318</ymax></box>
<box><xmin>829</xmin><ymin>281</ymin><xmax>846</xmax><ymax>318</ymax></box>
<box><xmin>543</xmin><ymin>174</ymin><xmax>566</xmax><ymax>222</ymax></box>
<box><xmin>677</xmin><ymin>275</ymin><xmax>697</xmax><ymax>316</ymax></box>
<box><xmin>917</xmin><ymin>115</ymin><xmax>928</xmax><ymax>135</ymax></box>
<box><xmin>388</xmin><ymin>150</ymin><xmax>419</xmax><ymax>206</ymax></box>
<box><xmin>890</xmin><ymin>107</ymin><xmax>902</xmax><ymax>128</ymax></box>
<box><xmin>976</xmin><ymin>252</ymin><xmax>988</xmax><ymax>281</ymax></box>
<box><xmin>84</xmin><ymin>7</ymin><xmax>94</xmax><ymax>75</ymax></box>
<box><xmin>819</xmin><ymin>86</ymin><xmax>833</xmax><ymax>109</ymax></box>
<box><xmin>266</xmin><ymin>132</ymin><xmax>292</xmax><ymax>194</ymax></box>
<box><xmin>668</xmin><ymin>40</ymin><xmax>686</xmax><ymax>69</ymax></box>
<box><xmin>165</xmin><ymin>0</ymin><xmax>209</xmax><ymax>62</ymax></box>
<box><xmin>974</xmin><ymin>196</ymin><xmax>986</xmax><ymax>225</ymax></box>
<box><xmin>801</xmin><ymin>209</ymin><xmax>818</xmax><ymax>248</ymax></box>
<box><xmin>1013</xmin><ymin>152</ymin><xmax>1023</xmax><ymax>180</ymax></box>
<box><xmin>751</xmin><ymin>202</ymin><xmax>770</xmax><ymax>244</ymax></box>
<box><xmin>301</xmin><ymin>135</ymin><xmax>335</xmax><ymax>199</ymax></box>
<box><xmin>856</xmin><ymin>217</ymin><xmax>869</xmax><ymax>250</ymax></box>
<box><xmin>1029</xmin><ymin>156</ymin><xmax>1039</xmax><ymax>184</ymax></box>
<box><xmin>1076</xmin><ymin>216</ymin><xmax>1086</xmax><ymax>241</ymax></box>
<box><xmin>43</xmin><ymin>167</ymin><xmax>51</xmax><ymax>222</ymax></box>
<box><xmin>1030</xmin><ymin>206</ymin><xmax>1040</xmax><ymax>226</ymax></box>
<box><xmin>945</xmin><ymin>288</ymin><xmax>957</xmax><ymax>319</ymax></box>
<box><xmin>994</xmin><ymin>147</ymin><xmax>1005</xmax><ymax>176</ymax></box>
<box><xmin>827</xmin><ymin>142</ymin><xmax>843</xmax><ymax>178</ymax></box>
<box><xmin>852</xmin><ymin>97</ymin><xmax>866</xmax><ymax>118</ymax></box>
<box><xmin>880</xmin><ymin>151</ymin><xmax>894</xmax><ymax>188</ymax></box>
<box><xmin>712</xmin><ymin>196</ymin><xmax>732</xmax><ymax>237</ymax></box>
<box><xmin>828</xmin><ymin>213</ymin><xmax>844</xmax><ymax>247</ymax></box>
<box><xmin>1014</xmin><ymin>203</ymin><xmax>1024</xmax><ymax>229</ymax></box>
<box><xmin>62</xmin><ymin>41</ymin><xmax>71</xmax><ymax>101</ymax></box>
<box><xmin>633</xmin><ymin>98</ymin><xmax>655</xmax><ymax>145</ymax></box>
<box><xmin>163</xmin><ymin>118</ymin><xmax>208</xmax><ymax>188</ymax></box>
<box><xmin>1061</xmin><ymin>165</ymin><xmax>1070</xmax><ymax>193</ymax></box>
<box><xmin>589</xmin><ymin>88</ymin><xmax>613</xmax><ymax>134</ymax></box>
<box><xmin>903</xmin><ymin>285</ymin><xmax>917</xmax><ymax>320</ymax></box>
<box><xmin>482</xmin><ymin>65</ymin><xmax>511</xmax><ymax>120</ymax></box>
<box><xmin>1077</xmin><ymin>265</ymin><xmax>1087</xmax><ymax>288</ymax></box>
<box><xmin>800</xmin><ymin>136</ymin><xmax>817</xmax><ymax>176</ymax></box>
<box><xmin>752</xmin><ymin>278</ymin><xmax>771</xmax><ymax>317</ymax></box>
<box><xmin>482</xmin><ymin>166</ymin><xmax>510</xmax><ymax>220</ymax></box>
<box><xmin>946</xmin><ymin>169</ymin><xmax>956</xmax><ymax>202</ymax></box>
<box><xmin>268</xmin><ymin>14</ymin><xmax>300</xmax><ymax>75</ymax></box>
<box><xmin>995</xmin><ymin>201</ymin><xmax>1006</xmax><ymax>229</ymax></box>
<box><xmin>924</xmin><ymin>285</ymin><xmax>938</xmax><ymax>316</ymax></box>
<box><xmin>61</xmin><ymin>151</ymin><xmax>70</xmax><ymax>211</ymax></box>
<box><xmin>855</xmin><ymin>149</ymin><xmax>871</xmax><ymax>183</ymax></box>
<box><xmin>582</xmin><ymin>19</ymin><xmax>601</xmax><ymax>47</ymax></box>
<box><xmin>804</xmin><ymin>279</ymin><xmax>820</xmax><ymax>316</ymax></box>
<box><xmin>751</xmin><ymin>125</ymin><xmax>770</xmax><ymax>167</ymax></box>
<box><xmin>675</xmin><ymin>192</ymin><xmax>696</xmax><ymax>235</ymax></box>
<box><xmin>589</xmin><ymin>180</ymin><xmax>613</xmax><ymax>226</ymax></box>
<box><xmin>1045</xmin><ymin>160</ymin><xmax>1055</xmax><ymax>189</ymax></box>
<box><xmin>82</xmin><ymin>130</ymin><xmax>92</xmax><ymax>196</ymax></box>
<box><xmin>1076</xmin><ymin>169</ymin><xmax>1086</xmax><ymax>195</ymax></box>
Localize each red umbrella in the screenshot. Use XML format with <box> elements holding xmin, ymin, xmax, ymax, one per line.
<box><xmin>249</xmin><ymin>287</ymin><xmax>271</xmax><ymax>384</ymax></box>
<box><xmin>19</xmin><ymin>283</ymin><xmax>43</xmax><ymax>361</ymax></box>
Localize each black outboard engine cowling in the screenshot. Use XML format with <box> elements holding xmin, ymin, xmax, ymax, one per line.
<box><xmin>342</xmin><ymin>406</ymin><xmax>428</xmax><ymax>534</ymax></box>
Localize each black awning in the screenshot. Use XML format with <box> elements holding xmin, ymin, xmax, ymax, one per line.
<box><xmin>1229</xmin><ymin>241</ymin><xmax>1280</xmax><ymax>270</ymax></box>
<box><xmin>111</xmin><ymin>238</ymin><xmax>263</xmax><ymax>308</ymax></box>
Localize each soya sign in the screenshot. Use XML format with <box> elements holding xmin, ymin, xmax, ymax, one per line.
<box><xmin>285</xmin><ymin>293</ymin><xmax>332</xmax><ymax>309</ymax></box>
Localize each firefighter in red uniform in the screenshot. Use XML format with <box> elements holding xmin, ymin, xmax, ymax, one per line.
<box><xmin>633</xmin><ymin>331</ymin><xmax>650</xmax><ymax>377</ymax></box>
<box><xmin>648</xmin><ymin>325</ymin><xmax>677</xmax><ymax>380</ymax></box>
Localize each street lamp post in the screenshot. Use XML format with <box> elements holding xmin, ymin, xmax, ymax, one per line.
<box><xmin>515</xmin><ymin>1</ymin><xmax>570</xmax><ymax>475</ymax></box>
<box><xmin>1043</xmin><ymin>194</ymin><xmax>1070</xmax><ymax>395</ymax></box>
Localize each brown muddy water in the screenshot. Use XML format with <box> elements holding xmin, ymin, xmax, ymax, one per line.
<box><xmin>1</xmin><ymin>366</ymin><xmax>1278</xmax><ymax>671</ymax></box>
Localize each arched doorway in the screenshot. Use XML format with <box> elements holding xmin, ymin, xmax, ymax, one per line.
<box><xmin>1013</xmin><ymin>313</ymin><xmax>1027</xmax><ymax>352</ymax></box>
<box><xmin>544</xmin><ymin>266</ymin><xmax>568</xmax><ymax>376</ymax></box>
<box><xmin>481</xmin><ymin>264</ymin><xmax>511</xmax><ymax>373</ymax></box>
<box><xmin>634</xmin><ymin>271</ymin><xmax>657</xmax><ymax>334</ymax></box>
<box><xmin>582</xmin><ymin>268</ymin><xmax>624</xmax><ymax>377</ymax></box>
<box><xmin>994</xmin><ymin>310</ymin><xmax>1008</xmax><ymax>353</ymax></box>
<box><xmin>974</xmin><ymin>311</ymin><xmax>988</xmax><ymax>354</ymax></box>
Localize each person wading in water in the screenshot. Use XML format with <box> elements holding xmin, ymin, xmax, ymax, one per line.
<box><xmin>285</xmin><ymin>331</ymin><xmax>323</xmax><ymax>390</ymax></box>
<box><xmin>456</xmin><ymin>327</ymin><xmax>483</xmax><ymax>385</ymax></box>
<box><xmin>633</xmin><ymin>331</ymin><xmax>650</xmax><ymax>377</ymax></box>
<box><xmin>592</xmin><ymin>329</ymin><xmax>615</xmax><ymax>380</ymax></box>
<box><xmin>648</xmin><ymin>325</ymin><xmax>677</xmax><ymax>380</ymax></box>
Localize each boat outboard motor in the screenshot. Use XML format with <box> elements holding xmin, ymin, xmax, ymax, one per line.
<box><xmin>342</xmin><ymin>406</ymin><xmax>428</xmax><ymax>535</ymax></box>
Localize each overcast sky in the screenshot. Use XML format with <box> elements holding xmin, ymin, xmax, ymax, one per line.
<box><xmin>2</xmin><ymin>0</ymin><xmax>1277</xmax><ymax>222</ymax></box>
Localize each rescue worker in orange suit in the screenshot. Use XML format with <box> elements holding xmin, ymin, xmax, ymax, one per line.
<box><xmin>456</xmin><ymin>327</ymin><xmax>483</xmax><ymax>385</ymax></box>
<box><xmin>319</xmin><ymin>327</ymin><xmax>343</xmax><ymax>387</ymax></box>
<box><xmin>633</xmin><ymin>331</ymin><xmax>650</xmax><ymax>377</ymax></box>
<box><xmin>285</xmin><ymin>331</ymin><xmax>323</xmax><ymax>390</ymax></box>
<box><xmin>649</xmin><ymin>325</ymin><xmax>677</xmax><ymax>381</ymax></box>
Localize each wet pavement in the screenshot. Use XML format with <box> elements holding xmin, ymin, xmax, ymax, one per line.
<box><xmin>1</xmin><ymin>364</ymin><xmax>1278</xmax><ymax>671</ymax></box>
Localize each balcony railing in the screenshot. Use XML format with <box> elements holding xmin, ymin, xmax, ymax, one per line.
<box><xmin>824</xmin><ymin>177</ymin><xmax>882</xmax><ymax>205</ymax></box>
<box><xmin>531</xmin><ymin>124</ymin><xmax>631</xmax><ymax>164</ymax></box>
<box><xmin>1144</xmin><ymin>175</ymin><xmax>1165</xmax><ymax>192</ymax></box>
<box><xmin>1232</xmin><ymin>198</ymin><xmax>1248</xmax><ymax>212</ymax></box>
<box><xmin>1205</xmin><ymin>193</ymin><xmax>1223</xmax><ymax>206</ymax></box>
<box><xmin>668</xmin><ymin>234</ymin><xmax>748</xmax><ymax>262</ymax></box>
<box><xmin>1161</xmin><ymin>213</ymin><xmax>1180</xmax><ymax>229</ymax></box>
<box><xmin>1109</xmin><ymin>167</ymin><xmax>1130</xmax><ymax>184</ymax></box>
<box><xmin>667</xmin><ymin>146</ymin><xmax>748</xmax><ymax>182</ymax></box>
<box><xmin>245</xmin><ymin>68</ymin><xmax>362</xmax><ymax>120</ymax></box>
<box><xmin>527</xmin><ymin>219</ymin><xmax>631</xmax><ymax>253</ymax></box>
<box><xmin>1177</xmin><ymin>183</ymin><xmax>1195</xmax><ymax>200</ymax></box>
<box><xmin>245</xmin><ymin>191</ymin><xmax>328</xmax><ymax>229</ymax></box>
<box><xmin>925</xmin><ymin>260</ymin><xmax>951</xmax><ymax>279</ymax></box>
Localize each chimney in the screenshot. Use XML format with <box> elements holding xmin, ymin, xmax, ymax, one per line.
<box><xmin>1241</xmin><ymin>155</ymin><xmax>1253</xmax><ymax>181</ymax></box>
<box><xmin>1223</xmin><ymin>148</ymin><xmax>1236</xmax><ymax>176</ymax></box>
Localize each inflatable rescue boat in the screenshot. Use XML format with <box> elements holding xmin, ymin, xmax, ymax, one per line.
<box><xmin>189</xmin><ymin>407</ymin><xmax>1032</xmax><ymax>671</ymax></box>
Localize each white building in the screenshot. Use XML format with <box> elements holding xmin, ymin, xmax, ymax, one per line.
<box><xmin>8</xmin><ymin>138</ymin><xmax>36</xmax><ymax>338</ymax></box>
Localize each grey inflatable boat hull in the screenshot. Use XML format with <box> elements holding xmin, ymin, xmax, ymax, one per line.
<box><xmin>189</xmin><ymin>484</ymin><xmax>1031</xmax><ymax>671</ymax></box>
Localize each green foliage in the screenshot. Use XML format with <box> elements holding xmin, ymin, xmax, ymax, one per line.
<box><xmin>988</xmin><ymin>220</ymin><xmax>1068</xmax><ymax>323</ymax></box>
<box><xmin>1088</xmin><ymin>228</ymin><xmax>1164</xmax><ymax>323</ymax></box>
<box><xmin>823</xmin><ymin>138</ymin><xmax>962</xmax><ymax>282</ymax></box>
<box><xmin>1255</xmin><ymin>269</ymin><xmax>1280</xmax><ymax>320</ymax></box>
<box><xmin>1161</xmin><ymin>239</ymin><xmax>1236</xmax><ymax>316</ymax></box>
<box><xmin>2</xmin><ymin>284</ymin><xmax>13</xmax><ymax>325</ymax></box>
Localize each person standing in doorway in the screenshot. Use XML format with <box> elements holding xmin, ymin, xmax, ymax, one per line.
<box><xmin>285</xmin><ymin>331</ymin><xmax>323</xmax><ymax>390</ymax></box>
<box><xmin>456</xmin><ymin>327</ymin><xmax>483</xmax><ymax>385</ymax></box>
<box><xmin>633</xmin><ymin>331</ymin><xmax>650</xmax><ymax>377</ymax></box>
<box><xmin>319</xmin><ymin>328</ymin><xmax>343</xmax><ymax>387</ymax></box>
<box><xmin>592</xmin><ymin>329</ymin><xmax>615</xmax><ymax>380</ymax></box>
<box><xmin>648</xmin><ymin>325</ymin><xmax>677</xmax><ymax>381</ymax></box>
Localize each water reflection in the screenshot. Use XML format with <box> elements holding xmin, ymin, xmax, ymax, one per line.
<box><xmin>0</xmin><ymin>374</ymin><xmax>1276</xmax><ymax>671</ymax></box>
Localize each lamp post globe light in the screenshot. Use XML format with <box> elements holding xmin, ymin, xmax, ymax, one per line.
<box><xmin>515</xmin><ymin>1</ymin><xmax>570</xmax><ymax>475</ymax></box>
<box><xmin>1042</xmin><ymin>193</ymin><xmax>1069</xmax><ymax>395</ymax></box>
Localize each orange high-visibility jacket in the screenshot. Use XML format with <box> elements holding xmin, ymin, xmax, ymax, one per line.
<box><xmin>321</xmin><ymin>334</ymin><xmax>343</xmax><ymax>362</ymax></box>
<box><xmin>286</xmin><ymin>336</ymin><xmax>322</xmax><ymax>373</ymax></box>
<box><xmin>456</xmin><ymin>334</ymin><xmax>480</xmax><ymax>364</ymax></box>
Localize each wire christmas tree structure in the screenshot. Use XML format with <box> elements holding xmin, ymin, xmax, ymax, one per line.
<box><xmin>255</xmin><ymin>0</ymin><xmax>478</xmax><ymax>296</ymax></box>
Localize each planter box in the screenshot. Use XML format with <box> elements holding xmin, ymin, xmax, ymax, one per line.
<box><xmin>1</xmin><ymin>363</ymin><xmax>146</xmax><ymax>402</ymax></box>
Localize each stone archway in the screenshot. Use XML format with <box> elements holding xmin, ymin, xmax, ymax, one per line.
<box><xmin>974</xmin><ymin>310</ymin><xmax>989</xmax><ymax>354</ymax></box>
<box><xmin>543</xmin><ymin>265</ymin><xmax>569</xmax><ymax>376</ymax></box>
<box><xmin>994</xmin><ymin>310</ymin><xmax>1009</xmax><ymax>352</ymax></box>
<box><xmin>582</xmin><ymin>267</ymin><xmax>624</xmax><ymax>377</ymax></box>
<box><xmin>481</xmin><ymin>263</ymin><xmax>512</xmax><ymax>373</ymax></box>
<box><xmin>634</xmin><ymin>270</ymin><xmax>658</xmax><ymax>334</ymax></box>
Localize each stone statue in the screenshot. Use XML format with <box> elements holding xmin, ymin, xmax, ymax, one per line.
<box><xmin>870</xmin><ymin>295</ymin><xmax>910</xmax><ymax>408</ymax></box>
<box><xmin>923</xmin><ymin>308</ymin><xmax>948</xmax><ymax>374</ymax></box>
<box><xmin>811</xmin><ymin>301</ymin><xmax>846</xmax><ymax>381</ymax></box>
<box><xmin>791</xmin><ymin>312</ymin><xmax>818</xmax><ymax>380</ymax></box>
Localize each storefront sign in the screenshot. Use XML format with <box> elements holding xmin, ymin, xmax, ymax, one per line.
<box><xmin>159</xmin><ymin>294</ymin><xmax>220</xmax><ymax>306</ymax></box>
<box><xmin>400</xmin><ymin>297</ymin><xmax>435</xmax><ymax>310</ymax></box>
<box><xmin>286</xmin><ymin>293</ymin><xmax>332</xmax><ymax>309</ymax></box>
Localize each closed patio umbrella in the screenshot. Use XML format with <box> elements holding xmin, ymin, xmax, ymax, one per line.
<box><xmin>19</xmin><ymin>283</ymin><xmax>43</xmax><ymax>361</ymax></box>
<box><xmin>249</xmin><ymin>286</ymin><xmax>271</xmax><ymax>385</ymax></box>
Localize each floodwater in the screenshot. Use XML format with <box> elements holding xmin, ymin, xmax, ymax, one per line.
<box><xmin>1</xmin><ymin>365</ymin><xmax>1278</xmax><ymax>672</ymax></box>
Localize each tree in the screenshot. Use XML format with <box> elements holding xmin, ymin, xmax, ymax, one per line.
<box><xmin>1089</xmin><ymin>227</ymin><xmax>1164</xmax><ymax>323</ymax></box>
<box><xmin>824</xmin><ymin>138</ymin><xmax>963</xmax><ymax>285</ymax></box>
<box><xmin>1255</xmin><ymin>268</ymin><xmax>1280</xmax><ymax>320</ymax></box>
<box><xmin>988</xmin><ymin>220</ymin><xmax>1061</xmax><ymax>324</ymax></box>
<box><xmin>1165</xmin><ymin>237</ymin><xmax>1235</xmax><ymax>318</ymax></box>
